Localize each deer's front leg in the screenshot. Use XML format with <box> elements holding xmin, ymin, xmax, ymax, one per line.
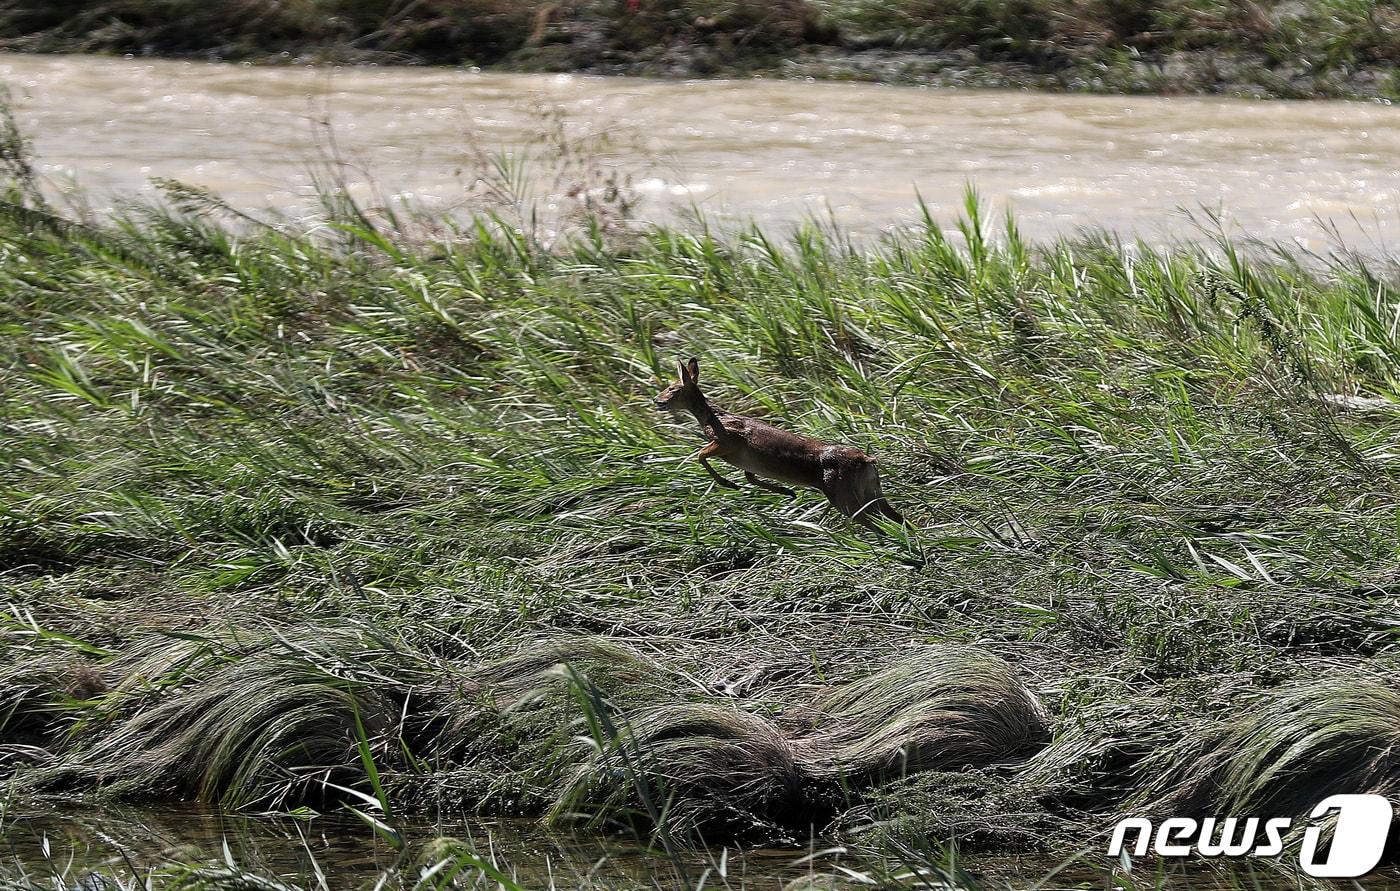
<box><xmin>745</xmin><ymin>471</ymin><xmax>796</xmax><ymax>498</ymax></box>
<box><xmin>698</xmin><ymin>441</ymin><xmax>741</xmax><ymax>489</ymax></box>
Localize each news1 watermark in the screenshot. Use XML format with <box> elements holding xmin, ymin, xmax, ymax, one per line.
<box><xmin>1109</xmin><ymin>794</ymin><xmax>1394</xmax><ymax>878</ymax></box>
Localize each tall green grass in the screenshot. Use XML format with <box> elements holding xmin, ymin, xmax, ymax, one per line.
<box><xmin>4</xmin><ymin>144</ymin><xmax>1400</xmax><ymax>876</ymax></box>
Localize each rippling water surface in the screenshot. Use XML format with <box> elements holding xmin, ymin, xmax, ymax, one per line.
<box><xmin>2</xmin><ymin>53</ymin><xmax>1398</xmax><ymax>247</ymax></box>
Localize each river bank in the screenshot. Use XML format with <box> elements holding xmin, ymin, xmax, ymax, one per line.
<box><xmin>1</xmin><ymin>0</ymin><xmax>1397</xmax><ymax>100</ymax></box>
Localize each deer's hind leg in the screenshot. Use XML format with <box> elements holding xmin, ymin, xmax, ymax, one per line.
<box><xmin>819</xmin><ymin>466</ymin><xmax>863</xmax><ymax>518</ymax></box>
<box><xmin>874</xmin><ymin>497</ymin><xmax>906</xmax><ymax>525</ymax></box>
<box><xmin>745</xmin><ymin>471</ymin><xmax>796</xmax><ymax>498</ymax></box>
<box><xmin>821</xmin><ymin>463</ymin><xmax>893</xmax><ymax>528</ymax></box>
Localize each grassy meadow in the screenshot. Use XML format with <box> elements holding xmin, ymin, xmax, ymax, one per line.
<box><xmin>4</xmin><ymin>118</ymin><xmax>1400</xmax><ymax>887</ymax></box>
<box><xmin>0</xmin><ymin>0</ymin><xmax>1397</xmax><ymax>98</ymax></box>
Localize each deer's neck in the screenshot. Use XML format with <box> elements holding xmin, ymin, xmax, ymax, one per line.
<box><xmin>690</xmin><ymin>398</ymin><xmax>725</xmax><ymax>440</ymax></box>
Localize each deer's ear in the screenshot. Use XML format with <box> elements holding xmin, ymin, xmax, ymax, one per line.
<box><xmin>686</xmin><ymin>357</ymin><xmax>700</xmax><ymax>384</ymax></box>
<box><xmin>678</xmin><ymin>359</ymin><xmax>691</xmax><ymax>384</ymax></box>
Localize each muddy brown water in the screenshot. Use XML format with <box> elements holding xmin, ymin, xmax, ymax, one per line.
<box><xmin>2</xmin><ymin>53</ymin><xmax>1398</xmax><ymax>249</ymax></box>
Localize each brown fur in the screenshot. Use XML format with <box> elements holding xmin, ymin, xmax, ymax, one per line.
<box><xmin>655</xmin><ymin>358</ymin><xmax>904</xmax><ymax>527</ymax></box>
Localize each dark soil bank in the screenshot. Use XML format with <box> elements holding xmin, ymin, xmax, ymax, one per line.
<box><xmin>0</xmin><ymin>0</ymin><xmax>1397</xmax><ymax>98</ymax></box>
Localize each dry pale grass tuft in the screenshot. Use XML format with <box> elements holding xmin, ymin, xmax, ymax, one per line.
<box><xmin>1134</xmin><ymin>671</ymin><xmax>1400</xmax><ymax>821</ymax></box>
<box><xmin>28</xmin><ymin>624</ymin><xmax>427</xmax><ymax>807</ymax></box>
<box><xmin>794</xmin><ymin>646</ymin><xmax>1050</xmax><ymax>784</ymax></box>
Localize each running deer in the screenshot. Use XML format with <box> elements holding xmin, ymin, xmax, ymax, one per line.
<box><xmin>655</xmin><ymin>358</ymin><xmax>904</xmax><ymax>526</ymax></box>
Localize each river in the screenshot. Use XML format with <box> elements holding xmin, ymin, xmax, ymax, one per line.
<box><xmin>1</xmin><ymin>52</ymin><xmax>1397</xmax><ymax>249</ymax></box>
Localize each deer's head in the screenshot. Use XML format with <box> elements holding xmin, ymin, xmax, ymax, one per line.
<box><xmin>655</xmin><ymin>357</ymin><xmax>704</xmax><ymax>416</ymax></box>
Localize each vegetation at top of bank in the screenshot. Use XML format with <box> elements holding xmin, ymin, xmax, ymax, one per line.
<box><xmin>5</xmin><ymin>118</ymin><xmax>1400</xmax><ymax>880</ymax></box>
<box><xmin>0</xmin><ymin>0</ymin><xmax>1397</xmax><ymax>98</ymax></box>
